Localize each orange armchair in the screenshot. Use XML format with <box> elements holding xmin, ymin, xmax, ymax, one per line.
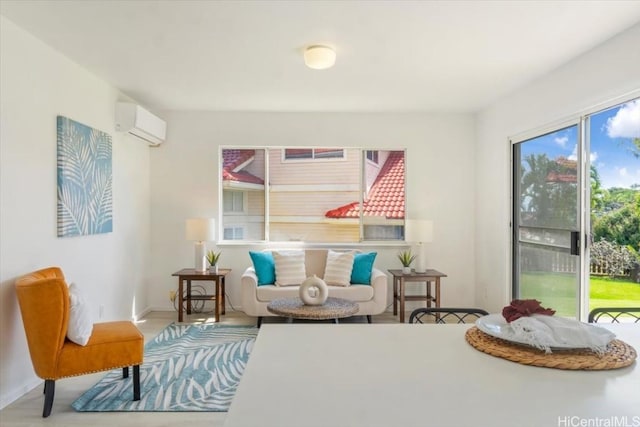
<box><xmin>14</xmin><ymin>267</ymin><xmax>143</xmax><ymax>417</ymax></box>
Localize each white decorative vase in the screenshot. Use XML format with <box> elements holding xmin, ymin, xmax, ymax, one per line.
<box><xmin>402</xmin><ymin>266</ymin><xmax>412</xmax><ymax>274</ymax></box>
<box><xmin>209</xmin><ymin>265</ymin><xmax>218</xmax><ymax>273</ymax></box>
<box><xmin>299</xmin><ymin>275</ymin><xmax>328</xmax><ymax>306</ymax></box>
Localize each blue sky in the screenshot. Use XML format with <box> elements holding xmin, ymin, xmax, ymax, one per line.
<box><xmin>521</xmin><ymin>99</ymin><xmax>640</xmax><ymax>189</ymax></box>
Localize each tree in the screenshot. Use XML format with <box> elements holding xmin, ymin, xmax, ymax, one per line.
<box><xmin>520</xmin><ymin>154</ymin><xmax>577</xmax><ymax>229</ymax></box>
<box><xmin>593</xmin><ymin>192</ymin><xmax>640</xmax><ymax>252</ymax></box>
<box><xmin>590</xmin><ymin>165</ymin><xmax>606</xmax><ymax>216</ymax></box>
<box><xmin>631</xmin><ymin>138</ymin><xmax>640</xmax><ymax>159</ymax></box>
<box><xmin>520</xmin><ymin>153</ymin><xmax>551</xmax><ymax>224</ymax></box>
<box><xmin>590</xmin><ymin>238</ymin><xmax>639</xmax><ymax>277</ymax></box>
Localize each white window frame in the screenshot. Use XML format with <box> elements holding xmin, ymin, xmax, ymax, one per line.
<box><xmin>220</xmin><ymin>146</ymin><xmax>407</xmax><ymax>243</ymax></box>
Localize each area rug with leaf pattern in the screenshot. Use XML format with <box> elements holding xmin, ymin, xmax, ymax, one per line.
<box><xmin>71</xmin><ymin>323</ymin><xmax>258</xmax><ymax>412</ymax></box>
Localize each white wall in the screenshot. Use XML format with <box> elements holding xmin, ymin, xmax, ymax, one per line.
<box><xmin>149</xmin><ymin>112</ymin><xmax>477</xmax><ymax>314</ymax></box>
<box><xmin>475</xmin><ymin>24</ymin><xmax>640</xmax><ymax>313</ymax></box>
<box><xmin>0</xmin><ymin>16</ymin><xmax>151</xmax><ymax>408</ymax></box>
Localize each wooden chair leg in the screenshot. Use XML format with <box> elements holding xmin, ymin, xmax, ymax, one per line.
<box><xmin>257</xmin><ymin>317</ymin><xmax>263</xmax><ymax>328</ymax></box>
<box><xmin>133</xmin><ymin>365</ymin><xmax>140</xmax><ymax>401</ymax></box>
<box><xmin>367</xmin><ymin>315</ymin><xmax>372</xmax><ymax>324</ymax></box>
<box><xmin>123</xmin><ymin>367</ymin><xmax>129</xmax><ymax>378</ymax></box>
<box><xmin>43</xmin><ymin>380</ymin><xmax>55</xmax><ymax>418</ymax></box>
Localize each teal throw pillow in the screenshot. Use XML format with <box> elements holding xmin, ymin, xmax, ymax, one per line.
<box><xmin>351</xmin><ymin>252</ymin><xmax>377</xmax><ymax>285</ymax></box>
<box><xmin>249</xmin><ymin>251</ymin><xmax>275</xmax><ymax>286</ymax></box>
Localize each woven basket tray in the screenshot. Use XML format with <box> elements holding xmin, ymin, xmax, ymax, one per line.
<box><xmin>465</xmin><ymin>326</ymin><xmax>637</xmax><ymax>370</ymax></box>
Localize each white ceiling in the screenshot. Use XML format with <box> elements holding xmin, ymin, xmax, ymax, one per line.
<box><xmin>2</xmin><ymin>0</ymin><xmax>640</xmax><ymax>113</ymax></box>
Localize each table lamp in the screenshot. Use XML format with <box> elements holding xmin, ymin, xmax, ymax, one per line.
<box><xmin>186</xmin><ymin>218</ymin><xmax>216</xmax><ymax>272</ymax></box>
<box><xmin>406</xmin><ymin>219</ymin><xmax>433</xmax><ymax>273</ymax></box>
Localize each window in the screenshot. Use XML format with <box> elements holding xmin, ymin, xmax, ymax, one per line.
<box><xmin>284</xmin><ymin>148</ymin><xmax>344</xmax><ymax>161</ymax></box>
<box><xmin>223</xmin><ymin>190</ymin><xmax>245</xmax><ymax>214</ymax></box>
<box><xmin>366</xmin><ymin>150</ymin><xmax>379</xmax><ymax>164</ymax></box>
<box><xmin>221</xmin><ymin>147</ymin><xmax>406</xmax><ymax>242</ymax></box>
<box><xmin>221</xmin><ymin>149</ymin><xmax>265</xmax><ymax>240</ymax></box>
<box><xmin>223</xmin><ymin>226</ymin><xmax>244</xmax><ymax>240</ymax></box>
<box><xmin>363</xmin><ymin>225</ymin><xmax>403</xmax><ymax>240</ymax></box>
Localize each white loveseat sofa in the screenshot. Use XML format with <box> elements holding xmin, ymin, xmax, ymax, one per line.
<box><xmin>241</xmin><ymin>249</ymin><xmax>387</xmax><ymax>326</ymax></box>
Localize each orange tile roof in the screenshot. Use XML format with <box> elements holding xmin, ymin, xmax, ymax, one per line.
<box><xmin>325</xmin><ymin>151</ymin><xmax>405</xmax><ymax>219</ymax></box>
<box><xmin>546</xmin><ymin>157</ymin><xmax>577</xmax><ymax>183</ymax></box>
<box><xmin>222</xmin><ymin>149</ymin><xmax>264</xmax><ymax>185</ymax></box>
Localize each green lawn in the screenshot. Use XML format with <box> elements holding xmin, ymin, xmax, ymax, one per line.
<box><xmin>520</xmin><ymin>272</ymin><xmax>640</xmax><ymax>317</ymax></box>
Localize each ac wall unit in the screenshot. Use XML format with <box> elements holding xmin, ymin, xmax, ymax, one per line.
<box><xmin>115</xmin><ymin>102</ymin><xmax>167</xmax><ymax>146</ymax></box>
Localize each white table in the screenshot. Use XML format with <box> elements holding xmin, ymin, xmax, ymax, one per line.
<box><xmin>224</xmin><ymin>324</ymin><xmax>640</xmax><ymax>427</ymax></box>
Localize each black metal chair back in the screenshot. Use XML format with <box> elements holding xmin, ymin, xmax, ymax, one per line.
<box><xmin>409</xmin><ymin>307</ymin><xmax>489</xmax><ymax>324</ymax></box>
<box><xmin>588</xmin><ymin>307</ymin><xmax>640</xmax><ymax>323</ymax></box>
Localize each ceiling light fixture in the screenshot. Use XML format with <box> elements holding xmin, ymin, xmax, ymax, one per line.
<box><xmin>304</xmin><ymin>45</ymin><xmax>336</xmax><ymax>70</ymax></box>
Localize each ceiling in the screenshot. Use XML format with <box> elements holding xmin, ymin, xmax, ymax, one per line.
<box><xmin>2</xmin><ymin>1</ymin><xmax>640</xmax><ymax>113</ymax></box>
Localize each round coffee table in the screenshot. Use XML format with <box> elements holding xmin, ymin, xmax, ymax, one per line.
<box><xmin>267</xmin><ymin>297</ymin><xmax>359</xmax><ymax>323</ymax></box>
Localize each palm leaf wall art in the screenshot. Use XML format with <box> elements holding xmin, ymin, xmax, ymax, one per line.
<box><xmin>57</xmin><ymin>116</ymin><xmax>113</xmax><ymax>237</ymax></box>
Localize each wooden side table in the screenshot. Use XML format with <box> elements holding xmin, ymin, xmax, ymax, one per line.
<box><xmin>387</xmin><ymin>269</ymin><xmax>447</xmax><ymax>323</ymax></box>
<box><xmin>171</xmin><ymin>268</ymin><xmax>231</xmax><ymax>323</ymax></box>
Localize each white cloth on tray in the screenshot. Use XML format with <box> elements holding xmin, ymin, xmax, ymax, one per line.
<box><xmin>509</xmin><ymin>314</ymin><xmax>615</xmax><ymax>354</ymax></box>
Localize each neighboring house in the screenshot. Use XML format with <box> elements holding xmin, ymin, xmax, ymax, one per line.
<box><xmin>222</xmin><ymin>149</ymin><xmax>265</xmax><ymax>240</ymax></box>
<box><xmin>221</xmin><ymin>148</ymin><xmax>405</xmax><ymax>242</ymax></box>
<box><xmin>325</xmin><ymin>150</ymin><xmax>405</xmax><ymax>240</ymax></box>
<box><xmin>545</xmin><ymin>157</ymin><xmax>578</xmax><ymax>184</ymax></box>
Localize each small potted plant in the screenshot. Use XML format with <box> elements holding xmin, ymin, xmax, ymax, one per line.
<box><xmin>397</xmin><ymin>250</ymin><xmax>416</xmax><ymax>274</ymax></box>
<box><xmin>206</xmin><ymin>249</ymin><xmax>221</xmax><ymax>273</ymax></box>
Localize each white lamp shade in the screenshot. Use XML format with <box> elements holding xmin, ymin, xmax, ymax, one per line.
<box><xmin>304</xmin><ymin>45</ymin><xmax>336</xmax><ymax>70</ymax></box>
<box><xmin>406</xmin><ymin>219</ymin><xmax>433</xmax><ymax>273</ymax></box>
<box><xmin>405</xmin><ymin>220</ymin><xmax>433</xmax><ymax>243</ymax></box>
<box><xmin>185</xmin><ymin>218</ymin><xmax>216</xmax><ymax>242</ymax></box>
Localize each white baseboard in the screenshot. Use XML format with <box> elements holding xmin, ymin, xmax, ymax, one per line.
<box><xmin>132</xmin><ymin>306</ymin><xmax>152</xmax><ymax>322</ymax></box>
<box><xmin>0</xmin><ymin>376</ymin><xmax>41</xmax><ymax>411</ymax></box>
<box><xmin>133</xmin><ymin>305</ymin><xmax>180</xmax><ymax>320</ymax></box>
<box><xmin>145</xmin><ymin>305</ymin><xmax>180</xmax><ymax>313</ymax></box>
<box><xmin>141</xmin><ymin>304</ymin><xmax>245</xmax><ymax>314</ymax></box>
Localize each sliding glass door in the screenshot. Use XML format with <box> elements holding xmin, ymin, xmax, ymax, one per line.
<box><xmin>586</xmin><ymin>100</ymin><xmax>640</xmax><ymax>314</ymax></box>
<box><xmin>512</xmin><ymin>97</ymin><xmax>640</xmax><ymax>320</ymax></box>
<box><xmin>512</xmin><ymin>124</ymin><xmax>584</xmax><ymax>318</ymax></box>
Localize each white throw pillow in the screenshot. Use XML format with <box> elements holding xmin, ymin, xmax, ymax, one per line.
<box><xmin>323</xmin><ymin>250</ymin><xmax>354</xmax><ymax>286</ymax></box>
<box><xmin>67</xmin><ymin>282</ymin><xmax>94</xmax><ymax>346</ymax></box>
<box><xmin>273</xmin><ymin>251</ymin><xmax>306</xmax><ymax>286</ymax></box>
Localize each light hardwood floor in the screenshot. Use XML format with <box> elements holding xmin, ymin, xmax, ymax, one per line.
<box><xmin>0</xmin><ymin>309</ymin><xmax>402</xmax><ymax>427</ymax></box>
